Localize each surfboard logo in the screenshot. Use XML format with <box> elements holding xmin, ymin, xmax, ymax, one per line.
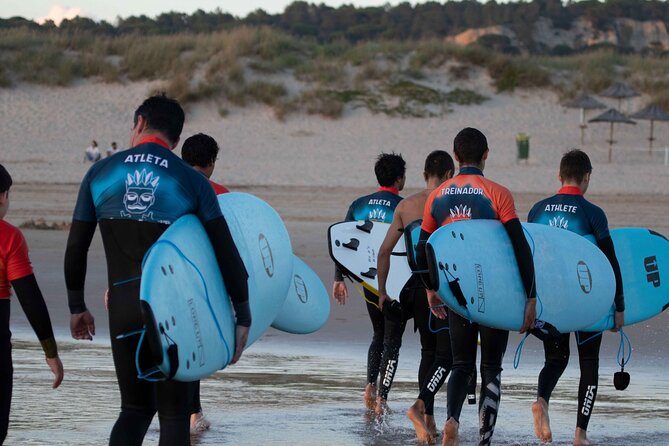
<box><xmin>475</xmin><ymin>264</ymin><xmax>485</xmax><ymax>313</ymax></box>
<box><xmin>258</xmin><ymin>234</ymin><xmax>274</xmax><ymax>277</ymax></box>
<box><xmin>187</xmin><ymin>298</ymin><xmax>205</xmax><ymax>366</ymax></box>
<box><xmin>577</xmin><ymin>261</ymin><xmax>592</xmax><ymax>294</ymax></box>
<box><xmin>644</xmin><ymin>256</ymin><xmax>660</xmax><ymax>288</ymax></box>
<box><xmin>294</xmin><ymin>274</ymin><xmax>308</xmax><ymax>303</ymax></box>
<box><xmin>549</xmin><ymin>216</ymin><xmax>569</xmax><ymax>230</ymax></box>
<box><xmin>449</xmin><ymin>204</ymin><xmax>472</xmax><ymax>221</ymax></box>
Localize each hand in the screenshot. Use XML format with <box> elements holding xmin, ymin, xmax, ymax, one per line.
<box><xmin>230</xmin><ymin>324</ymin><xmax>250</xmax><ymax>365</ymax></box>
<box><xmin>70</xmin><ymin>310</ymin><xmax>95</xmax><ymax>340</ymax></box>
<box><xmin>104</xmin><ymin>289</ymin><xmax>109</xmax><ymax>310</ymax></box>
<box><xmin>46</xmin><ymin>356</ymin><xmax>64</xmax><ymax>389</ymax></box>
<box><xmin>427</xmin><ymin>290</ymin><xmax>447</xmax><ymax>320</ymax></box>
<box><xmin>611</xmin><ymin>311</ymin><xmax>625</xmax><ymax>332</ymax></box>
<box><xmin>378</xmin><ymin>290</ymin><xmax>389</xmax><ymax>311</ymax></box>
<box><xmin>332</xmin><ymin>281</ymin><xmax>348</xmax><ymax>305</ymax></box>
<box><xmin>520</xmin><ymin>298</ymin><xmax>536</xmax><ymax>334</ymax></box>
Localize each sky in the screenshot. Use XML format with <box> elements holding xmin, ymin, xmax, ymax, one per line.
<box><xmin>1</xmin><ymin>1</ymin><xmax>513</xmax><ymax>25</ymax></box>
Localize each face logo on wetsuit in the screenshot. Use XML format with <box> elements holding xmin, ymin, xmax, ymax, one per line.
<box><xmin>258</xmin><ymin>234</ymin><xmax>274</xmax><ymax>277</ymax></box>
<box><xmin>121</xmin><ymin>169</ymin><xmax>159</xmax><ymax>220</ymax></box>
<box><xmin>549</xmin><ymin>216</ymin><xmax>569</xmax><ymax>230</ymax></box>
<box><xmin>576</xmin><ymin>261</ymin><xmax>592</xmax><ymax>294</ymax></box>
<box><xmin>449</xmin><ymin>204</ymin><xmax>472</xmax><ymax>221</ymax></box>
<box><xmin>294</xmin><ymin>274</ymin><xmax>308</xmax><ymax>303</ymax></box>
<box><xmin>644</xmin><ymin>256</ymin><xmax>660</xmax><ymax>288</ymax></box>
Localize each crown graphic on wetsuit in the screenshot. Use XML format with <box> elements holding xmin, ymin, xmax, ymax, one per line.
<box><xmin>126</xmin><ymin>169</ymin><xmax>160</xmax><ymax>191</ymax></box>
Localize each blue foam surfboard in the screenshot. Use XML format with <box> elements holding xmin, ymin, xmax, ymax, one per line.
<box><xmin>140</xmin><ymin>192</ymin><xmax>293</xmax><ymax>381</ymax></box>
<box><xmin>427</xmin><ymin>220</ymin><xmax>616</xmax><ymax>332</ymax></box>
<box><xmin>582</xmin><ymin>228</ymin><xmax>669</xmax><ymax>331</ymax></box>
<box><xmin>271</xmin><ymin>256</ymin><xmax>331</xmax><ymax>334</ymax></box>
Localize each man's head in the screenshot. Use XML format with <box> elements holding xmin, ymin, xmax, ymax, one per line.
<box><xmin>130</xmin><ymin>94</ymin><xmax>185</xmax><ymax>149</ymax></box>
<box><xmin>559</xmin><ymin>149</ymin><xmax>592</xmax><ymax>192</ymax></box>
<box><xmin>0</xmin><ymin>164</ymin><xmax>12</xmax><ymax>219</ymax></box>
<box><xmin>181</xmin><ymin>133</ymin><xmax>220</xmax><ymax>179</ymax></box>
<box><xmin>375</xmin><ymin>152</ymin><xmax>406</xmax><ymax>190</ymax></box>
<box><xmin>453</xmin><ymin>127</ymin><xmax>489</xmax><ymax>168</ymax></box>
<box><xmin>424</xmin><ymin>150</ymin><xmax>454</xmax><ymax>183</ymax></box>
<box><xmin>111</xmin><ymin>142</ymin><xmax>117</xmax><ymax>149</ymax></box>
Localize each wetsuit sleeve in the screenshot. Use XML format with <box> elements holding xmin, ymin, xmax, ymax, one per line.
<box><xmin>590</xmin><ymin>206</ymin><xmax>611</xmax><ymax>241</ymax></box>
<box><xmin>195</xmin><ymin>175</ymin><xmax>224</xmax><ymax>223</ymax></box>
<box><xmin>596</xmin><ymin>236</ymin><xmax>625</xmax><ymax>312</ymax></box>
<box><xmin>72</xmin><ymin>170</ymin><xmax>97</xmax><ymax>223</ymax></box>
<box><xmin>527</xmin><ymin>202</ymin><xmax>539</xmax><ymax>223</ymax></box>
<box><xmin>204</xmin><ymin>216</ymin><xmax>251</xmax><ymax>327</ymax></box>
<box><xmin>503</xmin><ymin>218</ymin><xmax>536</xmax><ymax>300</ymax></box>
<box><xmin>11</xmin><ymin>274</ymin><xmax>58</xmax><ymax>358</ymax></box>
<box><xmin>494</xmin><ymin>186</ymin><xmax>518</xmax><ymax>224</ymax></box>
<box><xmin>5</xmin><ymin>229</ymin><xmax>33</xmax><ymax>282</ymax></box>
<box><xmin>64</xmin><ymin>220</ymin><xmax>97</xmax><ymax>314</ymax></box>
<box><xmin>421</xmin><ymin>191</ymin><xmax>438</xmax><ymax>234</ymax></box>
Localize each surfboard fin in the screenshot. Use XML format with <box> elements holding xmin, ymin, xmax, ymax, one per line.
<box><xmin>342</xmin><ymin>238</ymin><xmax>360</xmax><ymax>251</ymax></box>
<box><xmin>356</xmin><ymin>220</ymin><xmax>374</xmax><ymax>233</ymax></box>
<box><xmin>361</xmin><ymin>267</ymin><xmax>378</xmax><ymax>279</ymax></box>
<box><xmin>448</xmin><ymin>278</ymin><xmax>469</xmax><ymax>309</ymax></box>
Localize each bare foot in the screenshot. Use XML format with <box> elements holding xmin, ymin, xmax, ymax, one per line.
<box><xmin>532</xmin><ymin>398</ymin><xmax>552</xmax><ymax>442</ymax></box>
<box><xmin>189</xmin><ymin>411</ymin><xmax>210</xmax><ymax>435</ymax></box>
<box><xmin>375</xmin><ymin>396</ymin><xmax>389</xmax><ymax>417</ymax></box>
<box><xmin>407</xmin><ymin>400</ymin><xmax>433</xmax><ymax>443</ymax></box>
<box><xmin>364</xmin><ymin>383</ymin><xmax>376</xmax><ymax>410</ymax></box>
<box><xmin>442</xmin><ymin>417</ymin><xmax>459</xmax><ymax>446</ymax></box>
<box><xmin>425</xmin><ymin>414</ymin><xmax>439</xmax><ymax>438</ymax></box>
<box><xmin>574</xmin><ymin>427</ymin><xmax>593</xmax><ymax>445</ymax></box>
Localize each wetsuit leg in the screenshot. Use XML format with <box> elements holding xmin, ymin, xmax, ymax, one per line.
<box><xmin>418</xmin><ymin>313</ymin><xmax>452</xmax><ymax>416</ymax></box>
<box><xmin>478</xmin><ymin>325</ymin><xmax>509</xmax><ymax>446</ymax></box>
<box><xmin>377</xmin><ymin>307</ymin><xmax>407</xmax><ymax>400</ymax></box>
<box><xmin>575</xmin><ymin>331</ymin><xmax>602</xmax><ymax>431</ymax></box>
<box><xmin>0</xmin><ymin>300</ymin><xmax>11</xmax><ymax>445</ymax></box>
<box><xmin>413</xmin><ymin>288</ymin><xmax>436</xmax><ymax>414</ymax></box>
<box><xmin>537</xmin><ymin>333</ymin><xmax>570</xmax><ymax>403</ymax></box>
<box><xmin>191</xmin><ymin>381</ymin><xmax>202</xmax><ymax>415</ymax></box>
<box><xmin>365</xmin><ymin>289</ymin><xmax>384</xmax><ymax>386</ymax></box>
<box><xmin>446</xmin><ymin>311</ymin><xmax>478</xmax><ymax>423</ymax></box>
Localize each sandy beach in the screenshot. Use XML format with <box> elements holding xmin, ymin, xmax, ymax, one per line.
<box><xmin>1</xmin><ymin>80</ymin><xmax>669</xmax><ymax>445</ymax></box>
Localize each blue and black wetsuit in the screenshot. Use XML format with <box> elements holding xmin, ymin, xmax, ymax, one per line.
<box><xmin>529</xmin><ymin>185</ymin><xmax>624</xmax><ymax>431</ymax></box>
<box><xmin>64</xmin><ymin>136</ymin><xmax>249</xmax><ymax>446</ymax></box>
<box><xmin>335</xmin><ymin>187</ymin><xmax>404</xmax><ymax>400</ymax></box>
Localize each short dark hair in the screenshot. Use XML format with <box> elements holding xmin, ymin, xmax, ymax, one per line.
<box><xmin>0</xmin><ymin>164</ymin><xmax>12</xmax><ymax>193</ymax></box>
<box><xmin>424</xmin><ymin>150</ymin><xmax>454</xmax><ymax>179</ymax></box>
<box><xmin>375</xmin><ymin>152</ymin><xmax>406</xmax><ymax>187</ymax></box>
<box><xmin>181</xmin><ymin>133</ymin><xmax>220</xmax><ymax>168</ymax></box>
<box><xmin>560</xmin><ymin>149</ymin><xmax>592</xmax><ymax>183</ymax></box>
<box><xmin>133</xmin><ymin>95</ymin><xmax>185</xmax><ymax>144</ymax></box>
<box><xmin>453</xmin><ymin>127</ymin><xmax>489</xmax><ymax>164</ymax></box>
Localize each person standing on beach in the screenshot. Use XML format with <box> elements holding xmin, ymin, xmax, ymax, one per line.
<box><xmin>64</xmin><ymin>95</ymin><xmax>251</xmax><ymax>446</ymax></box>
<box><xmin>415</xmin><ymin>128</ymin><xmax>536</xmax><ymax>446</ymax></box>
<box><xmin>0</xmin><ymin>164</ymin><xmax>64</xmax><ymax>445</ymax></box>
<box><xmin>180</xmin><ymin>132</ymin><xmax>228</xmax><ymax>434</ymax></box>
<box><xmin>106</xmin><ymin>142</ymin><xmax>119</xmax><ymax>158</ymax></box>
<box><xmin>376</xmin><ymin>150</ymin><xmax>454</xmax><ymax>442</ymax></box>
<box><xmin>528</xmin><ymin>149</ymin><xmax>625</xmax><ymax>446</ymax></box>
<box><xmin>332</xmin><ymin>152</ymin><xmax>405</xmax><ymax>414</ymax></box>
<box><xmin>84</xmin><ymin>140</ymin><xmax>101</xmax><ymax>162</ymax></box>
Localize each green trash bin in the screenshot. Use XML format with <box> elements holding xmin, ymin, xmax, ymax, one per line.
<box><xmin>516</xmin><ymin>133</ymin><xmax>530</xmax><ymax>161</ymax></box>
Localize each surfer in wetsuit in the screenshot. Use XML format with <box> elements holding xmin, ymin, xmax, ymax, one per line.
<box><xmin>180</xmin><ymin>132</ymin><xmax>229</xmax><ymax>434</ymax></box>
<box><xmin>0</xmin><ymin>164</ymin><xmax>64</xmax><ymax>445</ymax></box>
<box><xmin>64</xmin><ymin>95</ymin><xmax>250</xmax><ymax>446</ymax></box>
<box><xmin>376</xmin><ymin>150</ymin><xmax>454</xmax><ymax>442</ymax></box>
<box><xmin>332</xmin><ymin>152</ymin><xmax>405</xmax><ymax>414</ymax></box>
<box><xmin>528</xmin><ymin>149</ymin><xmax>624</xmax><ymax>446</ymax></box>
<box><xmin>415</xmin><ymin>128</ymin><xmax>537</xmax><ymax>446</ymax></box>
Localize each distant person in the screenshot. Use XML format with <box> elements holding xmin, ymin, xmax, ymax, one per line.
<box><xmin>64</xmin><ymin>95</ymin><xmax>251</xmax><ymax>445</ymax></box>
<box><xmin>332</xmin><ymin>153</ymin><xmax>405</xmax><ymax>415</ymax></box>
<box><xmin>415</xmin><ymin>128</ymin><xmax>536</xmax><ymax>446</ymax></box>
<box><xmin>84</xmin><ymin>140</ymin><xmax>101</xmax><ymax>162</ymax></box>
<box><xmin>528</xmin><ymin>149</ymin><xmax>624</xmax><ymax>446</ymax></box>
<box><xmin>181</xmin><ymin>133</ymin><xmax>229</xmax><ymax>194</ymax></box>
<box><xmin>376</xmin><ymin>150</ymin><xmax>454</xmax><ymax>443</ymax></box>
<box><xmin>0</xmin><ymin>164</ymin><xmax>64</xmax><ymax>445</ymax></box>
<box><xmin>106</xmin><ymin>142</ymin><xmax>119</xmax><ymax>157</ymax></box>
<box><xmin>180</xmin><ymin>133</ymin><xmax>229</xmax><ymax>434</ymax></box>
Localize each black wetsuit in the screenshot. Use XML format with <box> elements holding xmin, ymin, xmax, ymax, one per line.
<box><xmin>64</xmin><ymin>137</ymin><xmax>249</xmax><ymax>446</ymax></box>
<box><xmin>335</xmin><ymin>187</ymin><xmax>404</xmax><ymax>400</ymax></box>
<box><xmin>529</xmin><ymin>186</ymin><xmax>624</xmax><ymax>431</ymax></box>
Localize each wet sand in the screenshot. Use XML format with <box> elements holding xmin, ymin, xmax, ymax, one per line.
<box><xmin>5</xmin><ymin>184</ymin><xmax>669</xmax><ymax>445</ymax></box>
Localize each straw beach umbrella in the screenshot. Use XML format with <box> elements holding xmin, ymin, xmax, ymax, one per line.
<box><xmin>599</xmin><ymin>82</ymin><xmax>640</xmax><ymax>111</ymax></box>
<box><xmin>564</xmin><ymin>94</ymin><xmax>607</xmax><ymax>144</ymax></box>
<box><xmin>630</xmin><ymin>104</ymin><xmax>669</xmax><ymax>153</ymax></box>
<box><xmin>589</xmin><ymin>108</ymin><xmax>636</xmax><ymax>162</ymax></box>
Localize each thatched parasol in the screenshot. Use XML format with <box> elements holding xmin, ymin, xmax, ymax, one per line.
<box><xmin>589</xmin><ymin>108</ymin><xmax>636</xmax><ymax>162</ymax></box>
<box><xmin>599</xmin><ymin>82</ymin><xmax>640</xmax><ymax>111</ymax></box>
<box><xmin>630</xmin><ymin>104</ymin><xmax>669</xmax><ymax>152</ymax></box>
<box><xmin>564</xmin><ymin>94</ymin><xmax>607</xmax><ymax>144</ymax></box>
